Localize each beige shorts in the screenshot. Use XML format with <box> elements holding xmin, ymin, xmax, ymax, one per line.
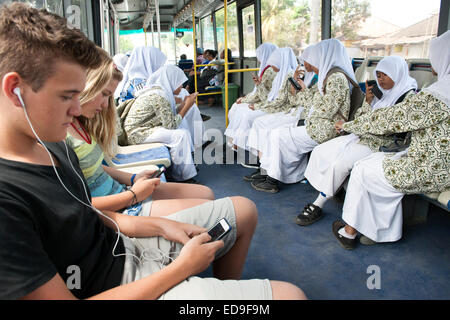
<box><xmin>120</xmin><ymin>197</ymin><xmax>272</xmax><ymax>300</ymax></box>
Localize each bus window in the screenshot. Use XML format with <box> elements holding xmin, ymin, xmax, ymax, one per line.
<box><xmin>215</xmin><ymin>1</ymin><xmax>239</xmax><ymax>57</ymax></box>
<box><xmin>261</xmin><ymin>0</ymin><xmax>322</xmax><ymax>55</ymax></box>
<box><xmin>200</xmin><ymin>15</ymin><xmax>215</xmax><ymax>51</ymax></box>
<box><xmin>332</xmin><ymin>0</ymin><xmax>441</xmax><ymax>59</ymax></box>
<box><xmin>242</xmin><ymin>4</ymin><xmax>256</xmax><ymax>57</ymax></box>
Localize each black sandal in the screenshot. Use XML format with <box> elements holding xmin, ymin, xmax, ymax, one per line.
<box><xmin>295</xmin><ymin>203</ymin><xmax>323</xmax><ymax>226</ymax></box>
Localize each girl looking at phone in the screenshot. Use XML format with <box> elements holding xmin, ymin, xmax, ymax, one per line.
<box><xmin>66</xmin><ymin>48</ymin><xmax>215</xmax><ymax>218</ymax></box>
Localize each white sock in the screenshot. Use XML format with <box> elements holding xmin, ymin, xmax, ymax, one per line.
<box><xmin>312</xmin><ymin>192</ymin><xmax>331</xmax><ymax>208</ymax></box>
<box><xmin>338</xmin><ymin>227</ymin><xmax>357</xmax><ymax>239</ymax></box>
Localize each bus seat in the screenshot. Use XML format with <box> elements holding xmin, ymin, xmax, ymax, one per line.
<box><xmin>104</xmin><ymin>143</ymin><xmax>171</xmax><ymax>170</ymax></box>
<box><xmin>351</xmin><ymin>58</ymin><xmax>364</xmax><ymax>71</ymax></box>
<box><xmin>178</xmin><ymin>59</ymin><xmax>194</xmax><ymax>71</ymax></box>
<box><xmin>354</xmin><ymin>56</ymin><xmax>383</xmax><ymax>83</ymax></box>
<box><xmin>407</xmin><ymin>58</ymin><xmax>437</xmax><ymax>90</ymax></box>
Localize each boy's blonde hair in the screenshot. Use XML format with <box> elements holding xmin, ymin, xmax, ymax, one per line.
<box><xmin>78</xmin><ymin>48</ymin><xmax>123</xmax><ymax>157</ymax></box>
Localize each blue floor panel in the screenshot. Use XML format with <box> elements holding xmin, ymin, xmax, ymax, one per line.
<box><xmin>194</xmin><ymin>162</ymin><xmax>450</xmax><ymax>300</ymax></box>
<box><xmin>195</xmin><ymin>102</ymin><xmax>450</xmax><ymax>300</ymax></box>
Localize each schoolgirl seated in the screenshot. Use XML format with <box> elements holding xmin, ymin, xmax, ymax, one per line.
<box><xmin>114</xmin><ymin>46</ymin><xmax>167</xmax><ymax>103</ymax></box>
<box><xmin>224</xmin><ymin>47</ymin><xmax>298</xmax><ymax>154</ymax></box>
<box><xmin>66</xmin><ymin>49</ymin><xmax>214</xmax><ymax>218</ymax></box>
<box><xmin>245</xmin><ymin>45</ymin><xmax>318</xmax><ymax>163</ymax></box>
<box><xmin>119</xmin><ymin>65</ymin><xmax>199</xmax><ymax>182</ymax></box>
<box><xmin>248</xmin><ymin>39</ymin><xmax>355</xmax><ymax>193</ymax></box>
<box><xmin>296</xmin><ymin>55</ymin><xmax>418</xmax><ymax>226</ymax></box>
<box><xmin>329</xmin><ymin>31</ymin><xmax>450</xmax><ymax>249</ymax></box>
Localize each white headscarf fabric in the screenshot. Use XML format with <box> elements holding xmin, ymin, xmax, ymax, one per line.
<box><xmin>113</xmin><ymin>53</ymin><xmax>129</xmax><ymax>73</ymax></box>
<box><xmin>256</xmin><ymin>43</ymin><xmax>278</xmax><ymax>77</ymax></box>
<box><xmin>299</xmin><ymin>45</ymin><xmax>316</xmax><ymax>88</ymax></box>
<box><xmin>249</xmin><ymin>43</ymin><xmax>278</xmax><ymax>95</ymax></box>
<box><xmin>423</xmin><ymin>30</ymin><xmax>450</xmax><ymax>107</ymax></box>
<box><xmin>305</xmin><ymin>39</ymin><xmax>356</xmax><ymax>95</ymax></box>
<box><xmin>114</xmin><ymin>46</ymin><xmax>167</xmax><ymax>99</ymax></box>
<box><xmin>143</xmin><ymin>65</ymin><xmax>188</xmax><ymax>114</ymax></box>
<box><xmin>266</xmin><ymin>47</ymin><xmax>298</xmax><ymax>101</ymax></box>
<box><xmin>371</xmin><ymin>56</ymin><xmax>418</xmax><ymax>110</ymax></box>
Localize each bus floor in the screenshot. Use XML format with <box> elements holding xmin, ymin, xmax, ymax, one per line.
<box><xmin>195</xmin><ymin>101</ymin><xmax>450</xmax><ymax>300</ymax></box>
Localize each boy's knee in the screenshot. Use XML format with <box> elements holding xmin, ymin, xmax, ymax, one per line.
<box><xmin>270</xmin><ymin>281</ymin><xmax>307</xmax><ymax>300</ymax></box>
<box><xmin>200</xmin><ymin>185</ymin><xmax>215</xmax><ymax>200</ymax></box>
<box><xmin>230</xmin><ymin>196</ymin><xmax>258</xmax><ymax>222</ymax></box>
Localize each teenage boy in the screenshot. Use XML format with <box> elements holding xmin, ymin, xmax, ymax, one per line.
<box><xmin>0</xmin><ymin>3</ymin><xmax>305</xmax><ymax>300</ymax></box>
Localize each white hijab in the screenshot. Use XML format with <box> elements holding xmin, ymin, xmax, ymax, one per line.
<box><xmin>114</xmin><ymin>46</ymin><xmax>167</xmax><ymax>99</ymax></box>
<box><xmin>113</xmin><ymin>53</ymin><xmax>129</xmax><ymax>73</ymax></box>
<box><xmin>256</xmin><ymin>42</ymin><xmax>278</xmax><ymax>77</ymax></box>
<box><xmin>299</xmin><ymin>45</ymin><xmax>316</xmax><ymax>88</ymax></box>
<box><xmin>250</xmin><ymin>42</ymin><xmax>278</xmax><ymax>94</ymax></box>
<box><xmin>423</xmin><ymin>30</ymin><xmax>450</xmax><ymax>107</ymax></box>
<box><xmin>266</xmin><ymin>47</ymin><xmax>298</xmax><ymax>101</ymax></box>
<box><xmin>142</xmin><ymin>65</ymin><xmax>188</xmax><ymax>114</ymax></box>
<box><xmin>371</xmin><ymin>56</ymin><xmax>417</xmax><ymax>110</ymax></box>
<box><xmin>306</xmin><ymin>39</ymin><xmax>356</xmax><ymax>95</ymax></box>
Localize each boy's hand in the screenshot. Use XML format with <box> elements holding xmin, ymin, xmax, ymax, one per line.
<box><xmin>177</xmin><ymin>233</ymin><xmax>224</xmax><ymax>277</ymax></box>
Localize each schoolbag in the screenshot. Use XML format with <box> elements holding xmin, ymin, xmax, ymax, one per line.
<box><xmin>323</xmin><ymin>67</ymin><xmax>364</xmax><ymax>121</ymax></box>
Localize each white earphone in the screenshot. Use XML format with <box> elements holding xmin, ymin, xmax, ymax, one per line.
<box><xmin>13</xmin><ymin>87</ymin><xmax>25</xmax><ymax>109</ymax></box>
<box><xmin>14</xmin><ymin>85</ymin><xmax>151</xmax><ymax>264</ymax></box>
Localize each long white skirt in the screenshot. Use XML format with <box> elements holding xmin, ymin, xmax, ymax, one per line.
<box><xmin>260</xmin><ymin>126</ymin><xmax>318</xmax><ymax>184</ymax></box>
<box><xmin>247</xmin><ymin>108</ymin><xmax>303</xmax><ymax>157</ymax></box>
<box><xmin>342</xmin><ymin>152</ymin><xmax>405</xmax><ymax>243</ymax></box>
<box><xmin>177</xmin><ymin>88</ymin><xmax>205</xmax><ymax>149</ymax></box>
<box><xmin>224</xmin><ymin>102</ymin><xmax>266</xmax><ymax>150</ymax></box>
<box><xmin>143</xmin><ymin>127</ymin><xmax>197</xmax><ymax>181</ymax></box>
<box><xmin>305</xmin><ymin>134</ymin><xmax>373</xmax><ymax>196</ymax></box>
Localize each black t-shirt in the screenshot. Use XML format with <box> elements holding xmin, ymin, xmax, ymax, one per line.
<box><xmin>0</xmin><ymin>142</ymin><xmax>125</xmax><ymax>299</ymax></box>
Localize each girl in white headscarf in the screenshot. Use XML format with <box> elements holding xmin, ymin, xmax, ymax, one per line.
<box><xmin>121</xmin><ymin>65</ymin><xmax>199</xmax><ymax>181</ymax></box>
<box><xmin>298</xmin><ymin>55</ymin><xmax>417</xmax><ymax>226</ymax></box>
<box><xmin>224</xmin><ymin>43</ymin><xmax>278</xmax><ymax>151</ymax></box>
<box><xmin>246</xmin><ymin>45</ymin><xmax>319</xmax><ymax>160</ymax></box>
<box><xmin>145</xmin><ymin>65</ymin><xmax>205</xmax><ymax>150</ymax></box>
<box><xmin>224</xmin><ymin>47</ymin><xmax>297</xmax><ymax>153</ymax></box>
<box><xmin>113</xmin><ymin>53</ymin><xmax>129</xmax><ymax>72</ymax></box>
<box><xmin>250</xmin><ymin>39</ymin><xmax>354</xmax><ymax>193</ymax></box>
<box><xmin>329</xmin><ymin>30</ymin><xmax>450</xmax><ymax>249</ymax></box>
<box><xmin>115</xmin><ymin>46</ymin><xmax>167</xmax><ymax>102</ymax></box>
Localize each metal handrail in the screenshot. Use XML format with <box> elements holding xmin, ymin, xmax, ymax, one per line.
<box><xmin>191</xmin><ymin>0</ymin><xmax>259</xmax><ymax>126</ymax></box>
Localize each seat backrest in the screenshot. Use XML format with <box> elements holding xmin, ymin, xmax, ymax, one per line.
<box><xmin>354</xmin><ymin>56</ymin><xmax>383</xmax><ymax>83</ymax></box>
<box><xmin>407</xmin><ymin>58</ymin><xmax>437</xmax><ymax>90</ymax></box>
<box><xmin>351</xmin><ymin>58</ymin><xmax>364</xmax><ymax>71</ymax></box>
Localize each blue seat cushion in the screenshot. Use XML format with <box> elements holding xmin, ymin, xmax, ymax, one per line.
<box><xmin>111</xmin><ymin>146</ymin><xmax>171</xmax><ymax>165</ymax></box>
<box><xmin>205</xmin><ymin>86</ymin><xmax>221</xmax><ymax>92</ymax></box>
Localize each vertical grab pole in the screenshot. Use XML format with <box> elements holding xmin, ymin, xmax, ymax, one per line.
<box><xmin>224</xmin><ymin>0</ymin><xmax>229</xmax><ymax>127</ymax></box>
<box><xmin>156</xmin><ymin>0</ymin><xmax>161</xmax><ymax>49</ymax></box>
<box><xmin>144</xmin><ymin>26</ymin><xmax>147</xmax><ymax>46</ymax></box>
<box><xmin>151</xmin><ymin>18</ymin><xmax>155</xmax><ymax>47</ymax></box>
<box><xmin>192</xmin><ymin>3</ymin><xmax>198</xmax><ymax>105</ymax></box>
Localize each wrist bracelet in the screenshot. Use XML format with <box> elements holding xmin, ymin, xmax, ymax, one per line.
<box><xmin>128</xmin><ymin>189</ymin><xmax>138</xmax><ymax>206</ymax></box>
<box><xmin>130</xmin><ymin>174</ymin><xmax>137</xmax><ymax>185</ymax></box>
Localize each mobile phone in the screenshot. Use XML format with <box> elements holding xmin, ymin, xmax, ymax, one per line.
<box><xmin>288</xmin><ymin>77</ymin><xmax>302</xmax><ymax>91</ymax></box>
<box><xmin>366</xmin><ymin>80</ymin><xmax>383</xmax><ymax>99</ymax></box>
<box><xmin>207</xmin><ymin>218</ymin><xmax>232</xmax><ymax>242</ymax></box>
<box><xmin>148</xmin><ymin>166</ymin><xmax>165</xmax><ymax>179</ymax></box>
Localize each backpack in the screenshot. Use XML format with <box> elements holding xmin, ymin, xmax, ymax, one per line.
<box><xmin>323</xmin><ymin>67</ymin><xmax>364</xmax><ymax>121</ymax></box>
